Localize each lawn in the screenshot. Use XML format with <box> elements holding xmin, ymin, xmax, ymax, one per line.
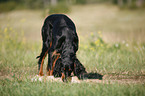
<box><xmin>0</xmin><ymin>4</ymin><xmax>145</xmax><ymax>96</ymax></box>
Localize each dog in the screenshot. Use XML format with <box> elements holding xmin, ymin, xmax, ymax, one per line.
<box><xmin>53</xmin><ymin>57</ymin><xmax>87</xmax><ymax>80</ymax></box>
<box><xmin>37</xmin><ymin>14</ymin><xmax>86</xmax><ymax>82</ymax></box>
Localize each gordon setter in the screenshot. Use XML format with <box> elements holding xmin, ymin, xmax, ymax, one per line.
<box><xmin>37</xmin><ymin>14</ymin><xmax>86</xmax><ymax>82</ymax></box>
<box><xmin>53</xmin><ymin>57</ymin><xmax>86</xmax><ymax>80</ymax></box>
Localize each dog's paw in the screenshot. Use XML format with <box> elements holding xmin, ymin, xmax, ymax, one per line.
<box><xmin>31</xmin><ymin>75</ymin><xmax>44</xmax><ymax>82</ymax></box>
<box><xmin>71</xmin><ymin>76</ymin><xmax>80</xmax><ymax>83</ymax></box>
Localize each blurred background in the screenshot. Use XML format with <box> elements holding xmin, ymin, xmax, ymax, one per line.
<box><xmin>0</xmin><ymin>0</ymin><xmax>145</xmax><ymax>43</ymax></box>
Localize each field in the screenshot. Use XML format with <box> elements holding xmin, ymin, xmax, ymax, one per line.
<box><xmin>0</xmin><ymin>4</ymin><xmax>145</xmax><ymax>96</ymax></box>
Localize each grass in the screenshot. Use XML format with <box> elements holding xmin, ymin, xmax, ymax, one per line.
<box><xmin>1</xmin><ymin>79</ymin><xmax>145</xmax><ymax>96</ymax></box>
<box><xmin>0</xmin><ymin>4</ymin><xmax>145</xmax><ymax>96</ymax></box>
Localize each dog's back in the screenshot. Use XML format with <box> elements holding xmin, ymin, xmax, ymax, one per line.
<box><xmin>44</xmin><ymin>14</ymin><xmax>76</xmax><ymax>31</ymax></box>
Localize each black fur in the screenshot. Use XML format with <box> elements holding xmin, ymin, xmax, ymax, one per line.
<box><xmin>37</xmin><ymin>14</ymin><xmax>87</xmax><ymax>81</ymax></box>
<box><xmin>53</xmin><ymin>58</ymin><xmax>87</xmax><ymax>80</ymax></box>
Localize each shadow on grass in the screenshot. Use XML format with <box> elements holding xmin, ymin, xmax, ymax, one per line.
<box><xmin>83</xmin><ymin>72</ymin><xmax>103</xmax><ymax>80</ymax></box>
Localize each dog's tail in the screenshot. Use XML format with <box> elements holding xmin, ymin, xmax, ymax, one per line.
<box><xmin>36</xmin><ymin>56</ymin><xmax>40</xmax><ymax>59</ymax></box>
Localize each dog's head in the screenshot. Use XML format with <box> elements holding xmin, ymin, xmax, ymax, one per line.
<box><xmin>61</xmin><ymin>58</ymin><xmax>74</xmax><ymax>82</ymax></box>
<box><xmin>53</xmin><ymin>57</ymin><xmax>74</xmax><ymax>82</ymax></box>
<box><xmin>53</xmin><ymin>56</ymin><xmax>87</xmax><ymax>82</ymax></box>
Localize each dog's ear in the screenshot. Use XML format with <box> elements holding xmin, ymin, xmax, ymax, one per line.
<box><xmin>73</xmin><ymin>58</ymin><xmax>87</xmax><ymax>79</ymax></box>
<box><xmin>36</xmin><ymin>56</ymin><xmax>40</xmax><ymax>59</ymax></box>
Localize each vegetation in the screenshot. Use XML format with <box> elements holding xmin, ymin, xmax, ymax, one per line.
<box><xmin>0</xmin><ymin>4</ymin><xmax>145</xmax><ymax>96</ymax></box>
<box><xmin>0</xmin><ymin>0</ymin><xmax>145</xmax><ymax>13</ymax></box>
<box><xmin>1</xmin><ymin>80</ymin><xmax>145</xmax><ymax>96</ymax></box>
<box><xmin>49</xmin><ymin>3</ymin><xmax>70</xmax><ymax>14</ymax></box>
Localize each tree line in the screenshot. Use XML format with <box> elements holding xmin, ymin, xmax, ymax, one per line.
<box><xmin>0</xmin><ymin>0</ymin><xmax>144</xmax><ymax>7</ymax></box>
<box><xmin>0</xmin><ymin>0</ymin><xmax>144</xmax><ymax>13</ymax></box>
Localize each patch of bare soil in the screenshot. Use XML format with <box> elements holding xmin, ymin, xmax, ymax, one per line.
<box><xmin>30</xmin><ymin>73</ymin><xmax>145</xmax><ymax>84</ymax></box>
<box><xmin>1</xmin><ymin>70</ymin><xmax>145</xmax><ymax>84</ymax></box>
<box><xmin>82</xmin><ymin>74</ymin><xmax>145</xmax><ymax>84</ymax></box>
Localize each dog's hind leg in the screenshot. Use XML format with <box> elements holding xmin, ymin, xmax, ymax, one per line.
<box><xmin>47</xmin><ymin>53</ymin><xmax>51</xmax><ymax>75</ymax></box>
<box><xmin>37</xmin><ymin>43</ymin><xmax>48</xmax><ymax>76</ymax></box>
<box><xmin>37</xmin><ymin>24</ymin><xmax>52</xmax><ymax>76</ymax></box>
<box><xmin>47</xmin><ymin>52</ymin><xmax>60</xmax><ymax>76</ymax></box>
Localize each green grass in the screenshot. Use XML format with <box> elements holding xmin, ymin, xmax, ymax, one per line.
<box><xmin>0</xmin><ymin>4</ymin><xmax>145</xmax><ymax>96</ymax></box>
<box><xmin>1</xmin><ymin>79</ymin><xmax>145</xmax><ymax>96</ymax></box>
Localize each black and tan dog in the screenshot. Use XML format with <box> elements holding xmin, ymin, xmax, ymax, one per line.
<box><xmin>53</xmin><ymin>57</ymin><xmax>86</xmax><ymax>80</ymax></box>
<box><xmin>37</xmin><ymin>14</ymin><xmax>86</xmax><ymax>82</ymax></box>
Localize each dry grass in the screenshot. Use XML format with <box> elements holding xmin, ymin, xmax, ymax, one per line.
<box><xmin>69</xmin><ymin>4</ymin><xmax>145</xmax><ymax>43</ymax></box>
<box><xmin>0</xmin><ymin>10</ymin><xmax>43</xmax><ymax>41</ymax></box>
<box><xmin>0</xmin><ymin>4</ymin><xmax>145</xmax><ymax>43</ymax></box>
